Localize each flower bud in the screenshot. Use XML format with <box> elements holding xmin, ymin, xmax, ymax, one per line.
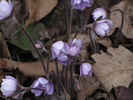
<box><xmin>35</xmin><ymin>43</ymin><xmax>42</xmax><ymax>49</ymax></box>
<box><xmin>71</xmin><ymin>0</ymin><xmax>93</xmax><ymax>10</ymax></box>
<box><xmin>0</xmin><ymin>0</ymin><xmax>12</xmax><ymax>20</ymax></box>
<box><xmin>51</xmin><ymin>41</ymin><xmax>69</xmax><ymax>66</ymax></box>
<box><xmin>69</xmin><ymin>38</ymin><xmax>83</xmax><ymax>56</ymax></box>
<box><xmin>92</xmin><ymin>8</ymin><xmax>107</xmax><ymax>21</ymax></box>
<box><xmin>1</xmin><ymin>76</ymin><xmax>17</xmax><ymax>97</ymax></box>
<box><xmin>1</xmin><ymin>75</ymin><xmax>25</xmax><ymax>99</ymax></box>
<box><xmin>74</xmin><ymin>79</ymin><xmax>82</xmax><ymax>91</ymax></box>
<box><xmin>94</xmin><ymin>19</ymin><xmax>113</xmax><ymax>36</ymax></box>
<box><xmin>80</xmin><ymin>62</ymin><xmax>92</xmax><ymax>76</ymax></box>
<box><xmin>30</xmin><ymin>77</ymin><xmax>54</xmax><ymax>96</ymax></box>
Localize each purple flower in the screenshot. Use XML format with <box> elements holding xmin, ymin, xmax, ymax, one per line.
<box><xmin>69</xmin><ymin>38</ymin><xmax>83</xmax><ymax>56</ymax></box>
<box><xmin>71</xmin><ymin>0</ymin><xmax>93</xmax><ymax>10</ymax></box>
<box><xmin>94</xmin><ymin>19</ymin><xmax>113</xmax><ymax>36</ymax></box>
<box><xmin>1</xmin><ymin>76</ymin><xmax>17</xmax><ymax>97</ymax></box>
<box><xmin>30</xmin><ymin>77</ymin><xmax>54</xmax><ymax>96</ymax></box>
<box><xmin>92</xmin><ymin>8</ymin><xmax>107</xmax><ymax>21</ymax></box>
<box><xmin>80</xmin><ymin>62</ymin><xmax>92</xmax><ymax>76</ymax></box>
<box><xmin>0</xmin><ymin>0</ymin><xmax>12</xmax><ymax>20</ymax></box>
<box><xmin>51</xmin><ymin>41</ymin><xmax>69</xmax><ymax>66</ymax></box>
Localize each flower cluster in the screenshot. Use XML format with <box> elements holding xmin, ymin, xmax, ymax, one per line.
<box><xmin>92</xmin><ymin>8</ymin><xmax>113</xmax><ymax>36</ymax></box>
<box><xmin>0</xmin><ymin>0</ymin><xmax>12</xmax><ymax>20</ymax></box>
<box><xmin>51</xmin><ymin>39</ymin><xmax>92</xmax><ymax>77</ymax></box>
<box><xmin>51</xmin><ymin>39</ymin><xmax>83</xmax><ymax>65</ymax></box>
<box><xmin>71</xmin><ymin>0</ymin><xmax>93</xmax><ymax>10</ymax></box>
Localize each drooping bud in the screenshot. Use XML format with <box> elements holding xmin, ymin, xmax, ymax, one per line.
<box><xmin>74</xmin><ymin>78</ymin><xmax>82</xmax><ymax>91</ymax></box>
<box><xmin>94</xmin><ymin>19</ymin><xmax>113</xmax><ymax>36</ymax></box>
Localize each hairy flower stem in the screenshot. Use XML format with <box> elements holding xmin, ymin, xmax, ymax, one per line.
<box><xmin>73</xmin><ymin>10</ymin><xmax>80</xmax><ymax>24</ymax></box>
<box><xmin>48</xmin><ymin>70</ymin><xmax>55</xmax><ymax>82</ymax></box>
<box><xmin>84</xmin><ymin>0</ymin><xmax>97</xmax><ymax>33</ymax></box>
<box><xmin>54</xmin><ymin>59</ymin><xmax>61</xmax><ymax>96</ymax></box>
<box><xmin>11</xmin><ymin>16</ymin><xmax>47</xmax><ymax>74</ymax></box>
<box><xmin>48</xmin><ymin>95</ymin><xmax>51</xmax><ymax>100</ymax></box>
<box><xmin>61</xmin><ymin>65</ymin><xmax>65</xmax><ymax>81</ymax></box>
<box><xmin>89</xmin><ymin>28</ymin><xmax>99</xmax><ymax>53</ymax></box>
<box><xmin>47</xmin><ymin>56</ymin><xmax>51</xmax><ymax>73</ymax></box>
<box><xmin>65</xmin><ymin>66</ymin><xmax>68</xmax><ymax>92</ymax></box>
<box><xmin>69</xmin><ymin>8</ymin><xmax>73</xmax><ymax>38</ymax></box>
<box><xmin>66</xmin><ymin>0</ymin><xmax>70</xmax><ymax>39</ymax></box>
<box><xmin>65</xmin><ymin>58</ymin><xmax>71</xmax><ymax>92</ymax></box>
<box><xmin>111</xmin><ymin>9</ymin><xmax>124</xmax><ymax>47</ymax></box>
<box><xmin>70</xmin><ymin>61</ymin><xmax>74</xmax><ymax>97</ymax></box>
<box><xmin>96</xmin><ymin>2</ymin><xmax>110</xmax><ymax>12</ymax></box>
<box><xmin>52</xmin><ymin>93</ymin><xmax>60</xmax><ymax>100</ymax></box>
<box><xmin>73</xmin><ymin>25</ymin><xmax>92</xmax><ymax>40</ymax></box>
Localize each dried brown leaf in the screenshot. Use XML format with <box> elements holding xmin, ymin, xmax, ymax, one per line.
<box><xmin>0</xmin><ymin>58</ymin><xmax>8</xmax><ymax>69</ymax></box>
<box><xmin>26</xmin><ymin>0</ymin><xmax>58</xmax><ymax>25</ymax></box>
<box><xmin>97</xmin><ymin>37</ymin><xmax>112</xmax><ymax>48</ymax></box>
<box><xmin>4</xmin><ymin>58</ymin><xmax>62</xmax><ymax>77</ymax></box>
<box><xmin>91</xmin><ymin>45</ymin><xmax>133</xmax><ymax>92</ymax></box>
<box><xmin>0</xmin><ymin>32</ymin><xmax>9</xmax><ymax>58</ymax></box>
<box><xmin>0</xmin><ymin>70</ymin><xmax>6</xmax><ymax>83</ymax></box>
<box><xmin>109</xmin><ymin>0</ymin><xmax>133</xmax><ymax>38</ymax></box>
<box><xmin>77</xmin><ymin>75</ymin><xmax>100</xmax><ymax>100</ymax></box>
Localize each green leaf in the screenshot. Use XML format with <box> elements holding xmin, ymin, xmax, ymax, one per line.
<box><xmin>10</xmin><ymin>22</ymin><xmax>46</xmax><ymax>58</ymax></box>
